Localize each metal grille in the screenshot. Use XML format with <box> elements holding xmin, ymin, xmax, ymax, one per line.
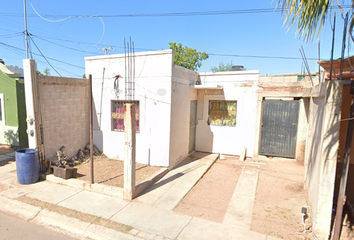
<box><xmin>259</xmin><ymin>100</ymin><xmax>299</xmax><ymax>158</ymax></box>
<box><xmin>208</xmin><ymin>100</ymin><xmax>237</xmax><ymax>126</ymax></box>
<box><xmin>111</xmin><ymin>100</ymin><xmax>139</xmax><ymax>132</ymax></box>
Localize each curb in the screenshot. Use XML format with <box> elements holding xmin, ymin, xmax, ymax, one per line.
<box><xmin>0</xmin><ymin>195</ymin><xmax>138</xmax><ymax>240</ymax></box>
<box><xmin>46</xmin><ymin>167</ymin><xmax>170</xmax><ymax>200</ymax></box>
<box><xmin>46</xmin><ymin>174</ymin><xmax>124</xmax><ymax>198</ymax></box>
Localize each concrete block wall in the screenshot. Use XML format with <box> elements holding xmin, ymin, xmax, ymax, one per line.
<box><xmin>37</xmin><ymin>75</ymin><xmax>89</xmax><ymax>163</ymax></box>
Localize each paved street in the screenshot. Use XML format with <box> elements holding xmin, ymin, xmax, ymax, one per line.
<box><xmin>0</xmin><ymin>211</ymin><xmax>77</xmax><ymax>240</ymax></box>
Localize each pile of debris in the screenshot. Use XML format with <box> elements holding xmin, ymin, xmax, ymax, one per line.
<box><xmin>48</xmin><ymin>144</ymin><xmax>100</xmax><ymax>180</ymax></box>
<box><xmin>55</xmin><ymin>144</ymin><xmax>100</xmax><ymax>167</ymax></box>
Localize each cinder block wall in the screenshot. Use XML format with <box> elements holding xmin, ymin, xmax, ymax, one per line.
<box><xmin>37</xmin><ymin>75</ymin><xmax>89</xmax><ymax>163</ymax></box>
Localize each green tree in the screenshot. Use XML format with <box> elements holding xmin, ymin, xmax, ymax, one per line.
<box><xmin>44</xmin><ymin>68</ymin><xmax>50</xmax><ymax>76</ymax></box>
<box><xmin>169</xmin><ymin>42</ymin><xmax>209</xmax><ymax>71</ymax></box>
<box><xmin>277</xmin><ymin>0</ymin><xmax>353</xmax><ymax>41</ymax></box>
<box><xmin>36</xmin><ymin>70</ymin><xmax>43</xmax><ymax>75</ymax></box>
<box><xmin>211</xmin><ymin>61</ymin><xmax>232</xmax><ymax>72</ymax></box>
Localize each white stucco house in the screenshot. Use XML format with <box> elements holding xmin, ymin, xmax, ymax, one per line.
<box><xmin>85</xmin><ymin>49</ymin><xmax>259</xmax><ymax>167</ymax></box>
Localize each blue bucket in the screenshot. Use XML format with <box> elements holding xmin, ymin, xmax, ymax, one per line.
<box><xmin>15</xmin><ymin>148</ymin><xmax>39</xmax><ymax>184</ymax></box>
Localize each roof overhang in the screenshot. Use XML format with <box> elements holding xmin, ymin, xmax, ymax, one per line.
<box><xmin>189</xmin><ymin>85</ymin><xmax>223</xmax><ymax>90</ymax></box>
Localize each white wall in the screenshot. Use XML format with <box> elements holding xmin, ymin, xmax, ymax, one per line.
<box><xmin>304</xmin><ymin>81</ymin><xmax>343</xmax><ymax>239</ymax></box>
<box><xmin>85</xmin><ymin>50</ymin><xmax>173</xmax><ymax>167</ymax></box>
<box><xmin>169</xmin><ymin>66</ymin><xmax>198</xmax><ymax>167</ymax></box>
<box><xmin>196</xmin><ymin>71</ymin><xmax>259</xmax><ymax>157</ymax></box>
<box><xmin>305</xmin><ymin>96</ymin><xmax>324</xmax><ymax>235</ymax></box>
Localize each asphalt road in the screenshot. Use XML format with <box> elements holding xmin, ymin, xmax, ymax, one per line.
<box><xmin>0</xmin><ymin>211</ymin><xmax>78</xmax><ymax>240</ymax></box>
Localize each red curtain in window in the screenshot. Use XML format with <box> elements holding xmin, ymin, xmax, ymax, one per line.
<box><xmin>115</xmin><ymin>104</ymin><xmax>124</xmax><ymax>131</ymax></box>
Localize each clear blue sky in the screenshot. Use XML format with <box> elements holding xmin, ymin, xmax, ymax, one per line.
<box><xmin>0</xmin><ymin>0</ymin><xmax>351</xmax><ymax>77</ymax></box>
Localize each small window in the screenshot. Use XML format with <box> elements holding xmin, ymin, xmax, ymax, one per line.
<box><xmin>111</xmin><ymin>100</ymin><xmax>140</xmax><ymax>132</ymax></box>
<box><xmin>208</xmin><ymin>100</ymin><xmax>236</xmax><ymax>126</ymax></box>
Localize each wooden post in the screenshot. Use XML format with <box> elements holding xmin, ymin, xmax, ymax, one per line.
<box><xmin>124</xmin><ymin>103</ymin><xmax>136</xmax><ymax>200</ymax></box>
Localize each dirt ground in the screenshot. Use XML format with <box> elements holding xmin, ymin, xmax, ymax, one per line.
<box><xmin>76</xmin><ymin>154</ymin><xmax>162</xmax><ymax>188</ymax></box>
<box><xmin>174</xmin><ymin>155</ymin><xmax>309</xmax><ymax>240</ymax></box>
<box><xmin>174</xmin><ymin>158</ymin><xmax>243</xmax><ymax>222</ymax></box>
<box><xmin>251</xmin><ymin>158</ymin><xmax>309</xmax><ymax>240</ymax></box>
<box><xmin>0</xmin><ymin>144</ymin><xmax>19</xmax><ymax>155</ymax></box>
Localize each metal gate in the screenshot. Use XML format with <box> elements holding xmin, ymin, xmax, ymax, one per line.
<box><xmin>259</xmin><ymin>100</ymin><xmax>299</xmax><ymax>158</ymax></box>
<box><xmin>189</xmin><ymin>100</ymin><xmax>197</xmax><ymax>153</ymax></box>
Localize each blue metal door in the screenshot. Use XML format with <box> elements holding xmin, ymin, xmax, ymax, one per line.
<box><xmin>259</xmin><ymin>100</ymin><xmax>299</xmax><ymax>158</ymax></box>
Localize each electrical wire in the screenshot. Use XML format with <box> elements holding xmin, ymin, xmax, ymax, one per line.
<box><xmin>2</xmin><ymin>5</ymin><xmax>352</xmax><ymax>18</ymax></box>
<box><xmin>208</xmin><ymin>53</ymin><xmax>319</xmax><ymax>61</ymax></box>
<box><xmin>92</xmin><ymin>17</ymin><xmax>105</xmax><ymax>46</ymax></box>
<box><xmin>0</xmin><ymin>41</ymin><xmax>85</xmax><ymax>69</ymax></box>
<box><xmin>33</xmin><ymin>35</ymin><xmax>101</xmax><ymax>55</ymax></box>
<box><xmin>28</xmin><ymin>34</ymin><xmax>61</xmax><ymax>76</ymax></box>
<box><xmin>7</xmin><ymin>32</ymin><xmax>322</xmax><ymax>61</ymax></box>
<box><xmin>0</xmin><ymin>32</ymin><xmax>23</xmax><ymax>39</ymax></box>
<box><xmin>29</xmin><ymin>0</ymin><xmax>72</xmax><ymax>23</ymax></box>
<box><xmin>30</xmin><ymin>0</ymin><xmax>105</xmax><ymax>46</ymax></box>
<box><xmin>0</xmin><ymin>41</ymin><xmax>82</xmax><ymax>77</ymax></box>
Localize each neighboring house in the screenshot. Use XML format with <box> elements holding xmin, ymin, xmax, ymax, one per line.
<box><xmin>0</xmin><ymin>59</ymin><xmax>28</xmax><ymax>147</ymax></box>
<box><xmin>85</xmin><ymin>50</ymin><xmax>259</xmax><ymax>168</ymax></box>
<box><xmin>25</xmin><ymin>47</ymin><xmax>347</xmax><ymax>239</ymax></box>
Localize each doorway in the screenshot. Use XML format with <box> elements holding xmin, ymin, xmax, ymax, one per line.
<box><xmin>259</xmin><ymin>100</ymin><xmax>299</xmax><ymax>158</ymax></box>
<box><xmin>189</xmin><ymin>100</ymin><xmax>197</xmax><ymax>153</ymax></box>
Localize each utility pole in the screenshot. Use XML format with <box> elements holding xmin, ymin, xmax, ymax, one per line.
<box><xmin>99</xmin><ymin>47</ymin><xmax>113</xmax><ymax>55</ymax></box>
<box><xmin>23</xmin><ymin>0</ymin><xmax>29</xmax><ymax>59</ymax></box>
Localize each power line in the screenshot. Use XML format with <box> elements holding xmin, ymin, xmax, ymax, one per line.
<box><xmin>0</xmin><ymin>35</ymin><xmax>321</xmax><ymax>63</ymax></box>
<box><xmin>0</xmin><ymin>5</ymin><xmax>351</xmax><ymax>18</ymax></box>
<box><xmin>28</xmin><ymin>34</ymin><xmax>61</xmax><ymax>76</ymax></box>
<box><xmin>33</xmin><ymin>35</ymin><xmax>101</xmax><ymax>55</ymax></box>
<box><xmin>208</xmin><ymin>53</ymin><xmax>319</xmax><ymax>61</ymax></box>
<box><xmin>30</xmin><ymin>34</ymin><xmax>318</xmax><ymax>60</ymax></box>
<box><xmin>0</xmin><ymin>41</ymin><xmax>85</xmax><ymax>69</ymax></box>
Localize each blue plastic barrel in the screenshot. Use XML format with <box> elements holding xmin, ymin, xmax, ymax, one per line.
<box><xmin>15</xmin><ymin>149</ymin><xmax>39</xmax><ymax>184</ymax></box>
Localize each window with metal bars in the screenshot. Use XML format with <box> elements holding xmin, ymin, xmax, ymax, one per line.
<box><xmin>111</xmin><ymin>100</ymin><xmax>140</xmax><ymax>132</ymax></box>
<box><xmin>208</xmin><ymin>100</ymin><xmax>237</xmax><ymax>126</ymax></box>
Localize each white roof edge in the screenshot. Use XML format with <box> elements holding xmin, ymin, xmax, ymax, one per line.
<box><xmin>0</xmin><ymin>63</ymin><xmax>14</xmax><ymax>75</ymax></box>
<box><xmin>198</xmin><ymin>70</ymin><xmax>260</xmax><ymax>76</ymax></box>
<box><xmin>85</xmin><ymin>49</ymin><xmax>173</xmax><ymax>61</ymax></box>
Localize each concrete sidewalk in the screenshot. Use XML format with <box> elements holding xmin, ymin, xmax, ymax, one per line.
<box><xmin>0</xmin><ymin>152</ymin><xmax>15</xmax><ymax>162</ymax></box>
<box><xmin>0</xmin><ymin>153</ymin><xmax>280</xmax><ymax>240</ymax></box>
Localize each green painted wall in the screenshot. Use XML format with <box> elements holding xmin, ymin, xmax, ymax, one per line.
<box><xmin>16</xmin><ymin>80</ymin><xmax>28</xmax><ymax>147</ymax></box>
<box><xmin>0</xmin><ymin>70</ymin><xmax>28</xmax><ymax>147</ymax></box>
<box><xmin>0</xmin><ymin>70</ymin><xmax>18</xmax><ymax>126</ymax></box>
